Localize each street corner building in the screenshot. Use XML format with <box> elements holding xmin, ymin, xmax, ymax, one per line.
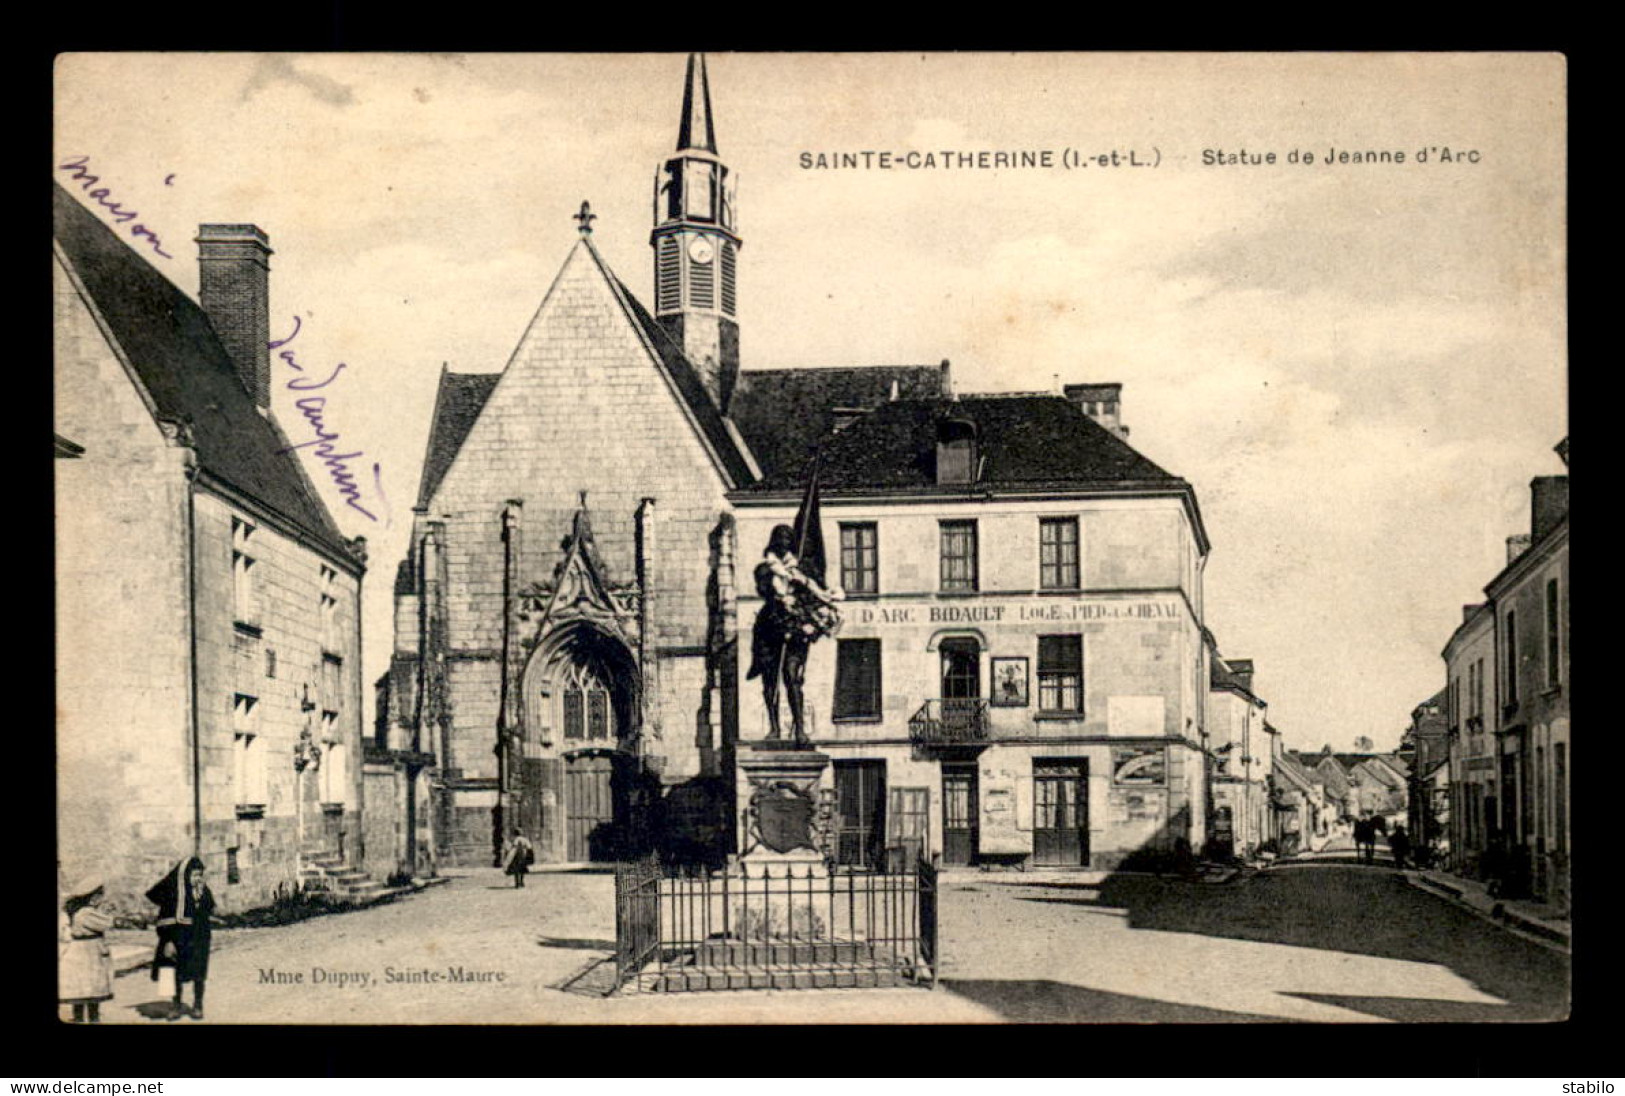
<box><xmin>1440</xmin><ymin>442</ymin><xmax>1569</xmax><ymax>909</ymax></box>
<box><xmin>378</xmin><ymin>55</ymin><xmax>1221</xmax><ymax>875</ymax></box>
<box><xmin>54</xmin><ymin>183</ymin><xmax>371</xmax><ymax>919</ymax></box>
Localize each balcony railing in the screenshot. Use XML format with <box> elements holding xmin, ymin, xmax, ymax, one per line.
<box><xmin>908</xmin><ymin>699</ymin><xmax>990</xmax><ymax>747</ymax></box>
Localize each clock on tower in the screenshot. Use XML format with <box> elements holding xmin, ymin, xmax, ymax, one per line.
<box><xmin>650</xmin><ymin>53</ymin><xmax>740</xmax><ymax>414</ymax></box>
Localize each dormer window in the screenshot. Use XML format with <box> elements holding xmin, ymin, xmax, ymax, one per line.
<box><xmin>936</xmin><ymin>418</ymin><xmax>978</xmax><ymax>485</ymax></box>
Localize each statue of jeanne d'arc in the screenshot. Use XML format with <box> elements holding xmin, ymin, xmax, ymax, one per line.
<box><xmin>746</xmin><ymin>524</ymin><xmax>842</xmax><ymax>745</ymax></box>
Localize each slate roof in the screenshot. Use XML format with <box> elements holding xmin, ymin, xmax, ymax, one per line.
<box><xmin>730</xmin><ymin>365</ymin><xmax>945</xmax><ymax>481</ymax></box>
<box><xmin>53</xmin><ymin>182</ymin><xmax>356</xmax><ymax>565</ymax></box>
<box><xmin>415</xmin><ymin>369</ymin><xmax>500</xmax><ymax>507</ymax></box>
<box><xmin>736</xmin><ymin>393</ymin><xmax>1183</xmax><ymax>495</ymax></box>
<box><xmin>608</xmin><ymin>271</ymin><xmax>756</xmax><ymax>486</ymax></box>
<box><xmin>412</xmin><ymin>242</ymin><xmax>757</xmax><ymax>510</ymax></box>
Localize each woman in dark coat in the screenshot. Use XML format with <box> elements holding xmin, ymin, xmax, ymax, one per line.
<box><xmin>146</xmin><ymin>857</ymin><xmax>214</xmax><ymax>1020</ymax></box>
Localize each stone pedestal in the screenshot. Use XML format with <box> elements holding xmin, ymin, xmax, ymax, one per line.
<box><xmin>735</xmin><ymin>744</ymin><xmax>831</xmax><ymax>860</ymax></box>
<box><xmin>732</xmin><ymin>744</ymin><xmax>833</xmax><ymax>942</ymax></box>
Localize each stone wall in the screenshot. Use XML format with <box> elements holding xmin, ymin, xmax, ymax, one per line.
<box><xmin>55</xmin><ymin>257</ymin><xmax>194</xmax><ymax>920</ymax></box>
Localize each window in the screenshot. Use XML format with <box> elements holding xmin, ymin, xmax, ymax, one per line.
<box><xmin>232</xmin><ymin>518</ymin><xmax>259</xmax><ymax>627</ymax></box>
<box><xmin>320</xmin><ymin>566</ymin><xmax>340</xmax><ymax>654</ymax></box>
<box><xmin>840</xmin><ymin>523</ymin><xmax>879</xmax><ymax>596</ymax></box>
<box><xmin>1533</xmin><ymin>746</ymin><xmax>1545</xmax><ymax>842</ymax></box>
<box><xmin>562</xmin><ymin>689</ymin><xmax>584</xmax><ymax>740</ymax></box>
<box><xmin>1554</xmin><ymin>743</ymin><xmax>1567</xmax><ymax>853</ymax></box>
<box><xmin>1039</xmin><ymin>517</ymin><xmax>1080</xmax><ymax>590</ymax></box>
<box><xmin>1449</xmin><ymin>676</ymin><xmax>1461</xmax><ymax>730</ymax></box>
<box><xmin>1504</xmin><ymin>610</ymin><xmax>1518</xmax><ymax>705</ymax></box>
<box><xmin>936</xmin><ymin>420</ymin><xmax>978</xmax><ymax>485</ymax></box>
<box><xmin>1545</xmin><ymin>577</ymin><xmax>1561</xmax><ymax>689</ymax></box>
<box><xmin>320</xmin><ymin>655</ymin><xmax>342</xmax><ymax>712</ymax></box>
<box><xmin>233</xmin><ymin>694</ymin><xmax>266</xmax><ymax>807</ymax></box>
<box><xmin>561</xmin><ymin>665</ymin><xmax>612</xmax><ymax>742</ymax></box>
<box><xmin>940</xmin><ymin>521</ymin><xmax>978</xmax><ymax>591</ymax></box>
<box><xmin>833</xmin><ymin>638</ymin><xmax>883</xmax><ymax>720</ymax></box>
<box><xmin>1037</xmin><ymin>635</ymin><xmax>1083</xmax><ymax>713</ymax></box>
<box><xmin>321</xmin><ymin>730</ymin><xmax>348</xmax><ymax>807</ymax></box>
<box><xmin>1472</xmin><ymin>658</ymin><xmax>1485</xmax><ymax>722</ymax></box>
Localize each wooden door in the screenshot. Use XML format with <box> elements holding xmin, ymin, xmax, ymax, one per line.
<box><xmin>942</xmin><ymin>765</ymin><xmax>978</xmax><ymax>866</ymax></box>
<box><xmin>835</xmin><ymin>760</ymin><xmax>886</xmax><ymax>870</ymax></box>
<box><xmin>1033</xmin><ymin>760</ymin><xmax>1088</xmax><ymax>867</ymax></box>
<box><xmin>565</xmin><ymin>753</ymin><xmax>618</xmax><ymax>863</ymax></box>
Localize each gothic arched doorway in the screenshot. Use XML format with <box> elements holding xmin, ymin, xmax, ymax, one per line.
<box><xmin>521</xmin><ymin>620</ymin><xmax>642</xmax><ymax>865</ymax></box>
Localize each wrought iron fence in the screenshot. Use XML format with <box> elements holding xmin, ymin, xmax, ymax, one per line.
<box><xmin>611</xmin><ymin>855</ymin><xmax>939</xmax><ymax>993</ymax></box>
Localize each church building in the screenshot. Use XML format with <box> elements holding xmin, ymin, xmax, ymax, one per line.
<box><xmin>383</xmin><ymin>55</ymin><xmax>1217</xmax><ymax>871</ymax></box>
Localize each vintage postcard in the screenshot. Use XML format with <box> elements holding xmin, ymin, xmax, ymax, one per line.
<box><xmin>54</xmin><ymin>51</ymin><xmax>1567</xmax><ymax>1024</ymax></box>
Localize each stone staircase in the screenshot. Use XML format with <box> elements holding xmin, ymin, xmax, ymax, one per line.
<box><xmin>299</xmin><ymin>850</ymin><xmax>392</xmax><ymax>905</ymax></box>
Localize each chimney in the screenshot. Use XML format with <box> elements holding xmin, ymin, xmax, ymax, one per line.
<box><xmin>1462</xmin><ymin>602</ymin><xmax>1484</xmax><ymax>623</ymax></box>
<box><xmin>1063</xmin><ymin>382</ymin><xmax>1127</xmax><ymax>437</ymax></box>
<box><xmin>940</xmin><ymin>359</ymin><xmax>953</xmax><ymax>400</ymax></box>
<box><xmin>1505</xmin><ymin>534</ymin><xmax>1531</xmax><ymax>564</ymax></box>
<box><xmin>197</xmin><ymin>224</ymin><xmax>273</xmax><ymax>411</ymax></box>
<box><xmin>1530</xmin><ymin>476</ymin><xmax>1569</xmax><ymax>543</ymax></box>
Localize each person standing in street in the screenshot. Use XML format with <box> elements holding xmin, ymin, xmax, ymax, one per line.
<box><xmin>1388</xmin><ymin>823</ymin><xmax>1412</xmax><ymax>871</ymax></box>
<box><xmin>59</xmin><ymin>877</ymin><xmax>115</xmax><ymax>1023</ymax></box>
<box><xmin>502</xmin><ymin>828</ymin><xmax>535</xmax><ymax>888</ymax></box>
<box><xmin>146</xmin><ymin>857</ymin><xmax>214</xmax><ymax>1020</ymax></box>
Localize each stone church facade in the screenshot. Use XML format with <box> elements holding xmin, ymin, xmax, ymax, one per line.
<box><xmin>383</xmin><ymin>56</ymin><xmax>755</xmax><ymax>867</ymax></box>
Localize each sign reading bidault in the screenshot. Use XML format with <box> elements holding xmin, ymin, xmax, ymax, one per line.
<box><xmin>850</xmin><ymin>600</ymin><xmax>1182</xmax><ymax>626</ymax></box>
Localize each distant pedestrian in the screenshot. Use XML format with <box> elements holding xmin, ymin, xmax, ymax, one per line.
<box><xmin>1354</xmin><ymin>817</ymin><xmax>1376</xmax><ymax>864</ymax></box>
<box><xmin>146</xmin><ymin>857</ymin><xmax>214</xmax><ymax>1021</ymax></box>
<box><xmin>59</xmin><ymin>877</ymin><xmax>115</xmax><ymax>1023</ymax></box>
<box><xmin>502</xmin><ymin>828</ymin><xmax>535</xmax><ymax>888</ymax></box>
<box><xmin>1388</xmin><ymin>824</ymin><xmax>1412</xmax><ymax>870</ymax></box>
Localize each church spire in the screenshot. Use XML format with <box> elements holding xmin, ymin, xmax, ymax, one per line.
<box><xmin>676</xmin><ymin>53</ymin><xmax>717</xmax><ymax>154</ymax></box>
<box><xmin>652</xmin><ymin>52</ymin><xmax>740</xmax><ymax>414</ymax></box>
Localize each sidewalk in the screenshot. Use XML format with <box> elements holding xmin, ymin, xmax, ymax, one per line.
<box><xmin>1405</xmin><ymin>868</ymin><xmax>1570</xmax><ymax>952</ymax></box>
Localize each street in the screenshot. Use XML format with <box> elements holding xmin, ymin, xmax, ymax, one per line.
<box><xmin>90</xmin><ymin>857</ymin><xmax>1568</xmax><ymax>1024</ymax></box>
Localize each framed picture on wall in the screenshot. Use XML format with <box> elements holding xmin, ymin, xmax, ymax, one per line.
<box><xmin>990</xmin><ymin>657</ymin><xmax>1029</xmax><ymax>707</ymax></box>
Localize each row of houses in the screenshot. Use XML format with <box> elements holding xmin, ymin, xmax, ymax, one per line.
<box><xmin>1424</xmin><ymin>441</ymin><xmax>1569</xmax><ymax>909</ymax></box>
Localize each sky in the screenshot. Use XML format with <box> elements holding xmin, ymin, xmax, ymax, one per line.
<box><xmin>54</xmin><ymin>52</ymin><xmax>1567</xmax><ymax>754</ymax></box>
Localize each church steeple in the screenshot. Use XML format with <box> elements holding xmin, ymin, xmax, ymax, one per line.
<box><xmin>652</xmin><ymin>52</ymin><xmax>740</xmax><ymax>414</ymax></box>
<box><xmin>677</xmin><ymin>53</ymin><xmax>717</xmax><ymax>155</ymax></box>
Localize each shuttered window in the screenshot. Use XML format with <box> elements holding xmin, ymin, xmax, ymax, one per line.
<box><xmin>833</xmin><ymin>638</ymin><xmax>882</xmax><ymax>720</ymax></box>
<box><xmin>656</xmin><ymin>236</ymin><xmax>681</xmax><ymax>312</ymax></box>
<box><xmin>689</xmin><ymin>250</ymin><xmax>715</xmax><ymax>309</ymax></box>
<box><xmin>720</xmin><ymin>240</ymin><xmax>737</xmax><ymax>316</ymax></box>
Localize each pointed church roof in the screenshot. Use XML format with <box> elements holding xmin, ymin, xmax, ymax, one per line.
<box><xmin>677</xmin><ymin>53</ymin><xmax>718</xmax><ymax>154</ymax></box>
<box><xmin>414</xmin><ymin>235</ymin><xmax>757</xmax><ymax>510</ymax></box>
<box><xmin>53</xmin><ymin>181</ymin><xmax>358</xmax><ymax>567</ymax></box>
